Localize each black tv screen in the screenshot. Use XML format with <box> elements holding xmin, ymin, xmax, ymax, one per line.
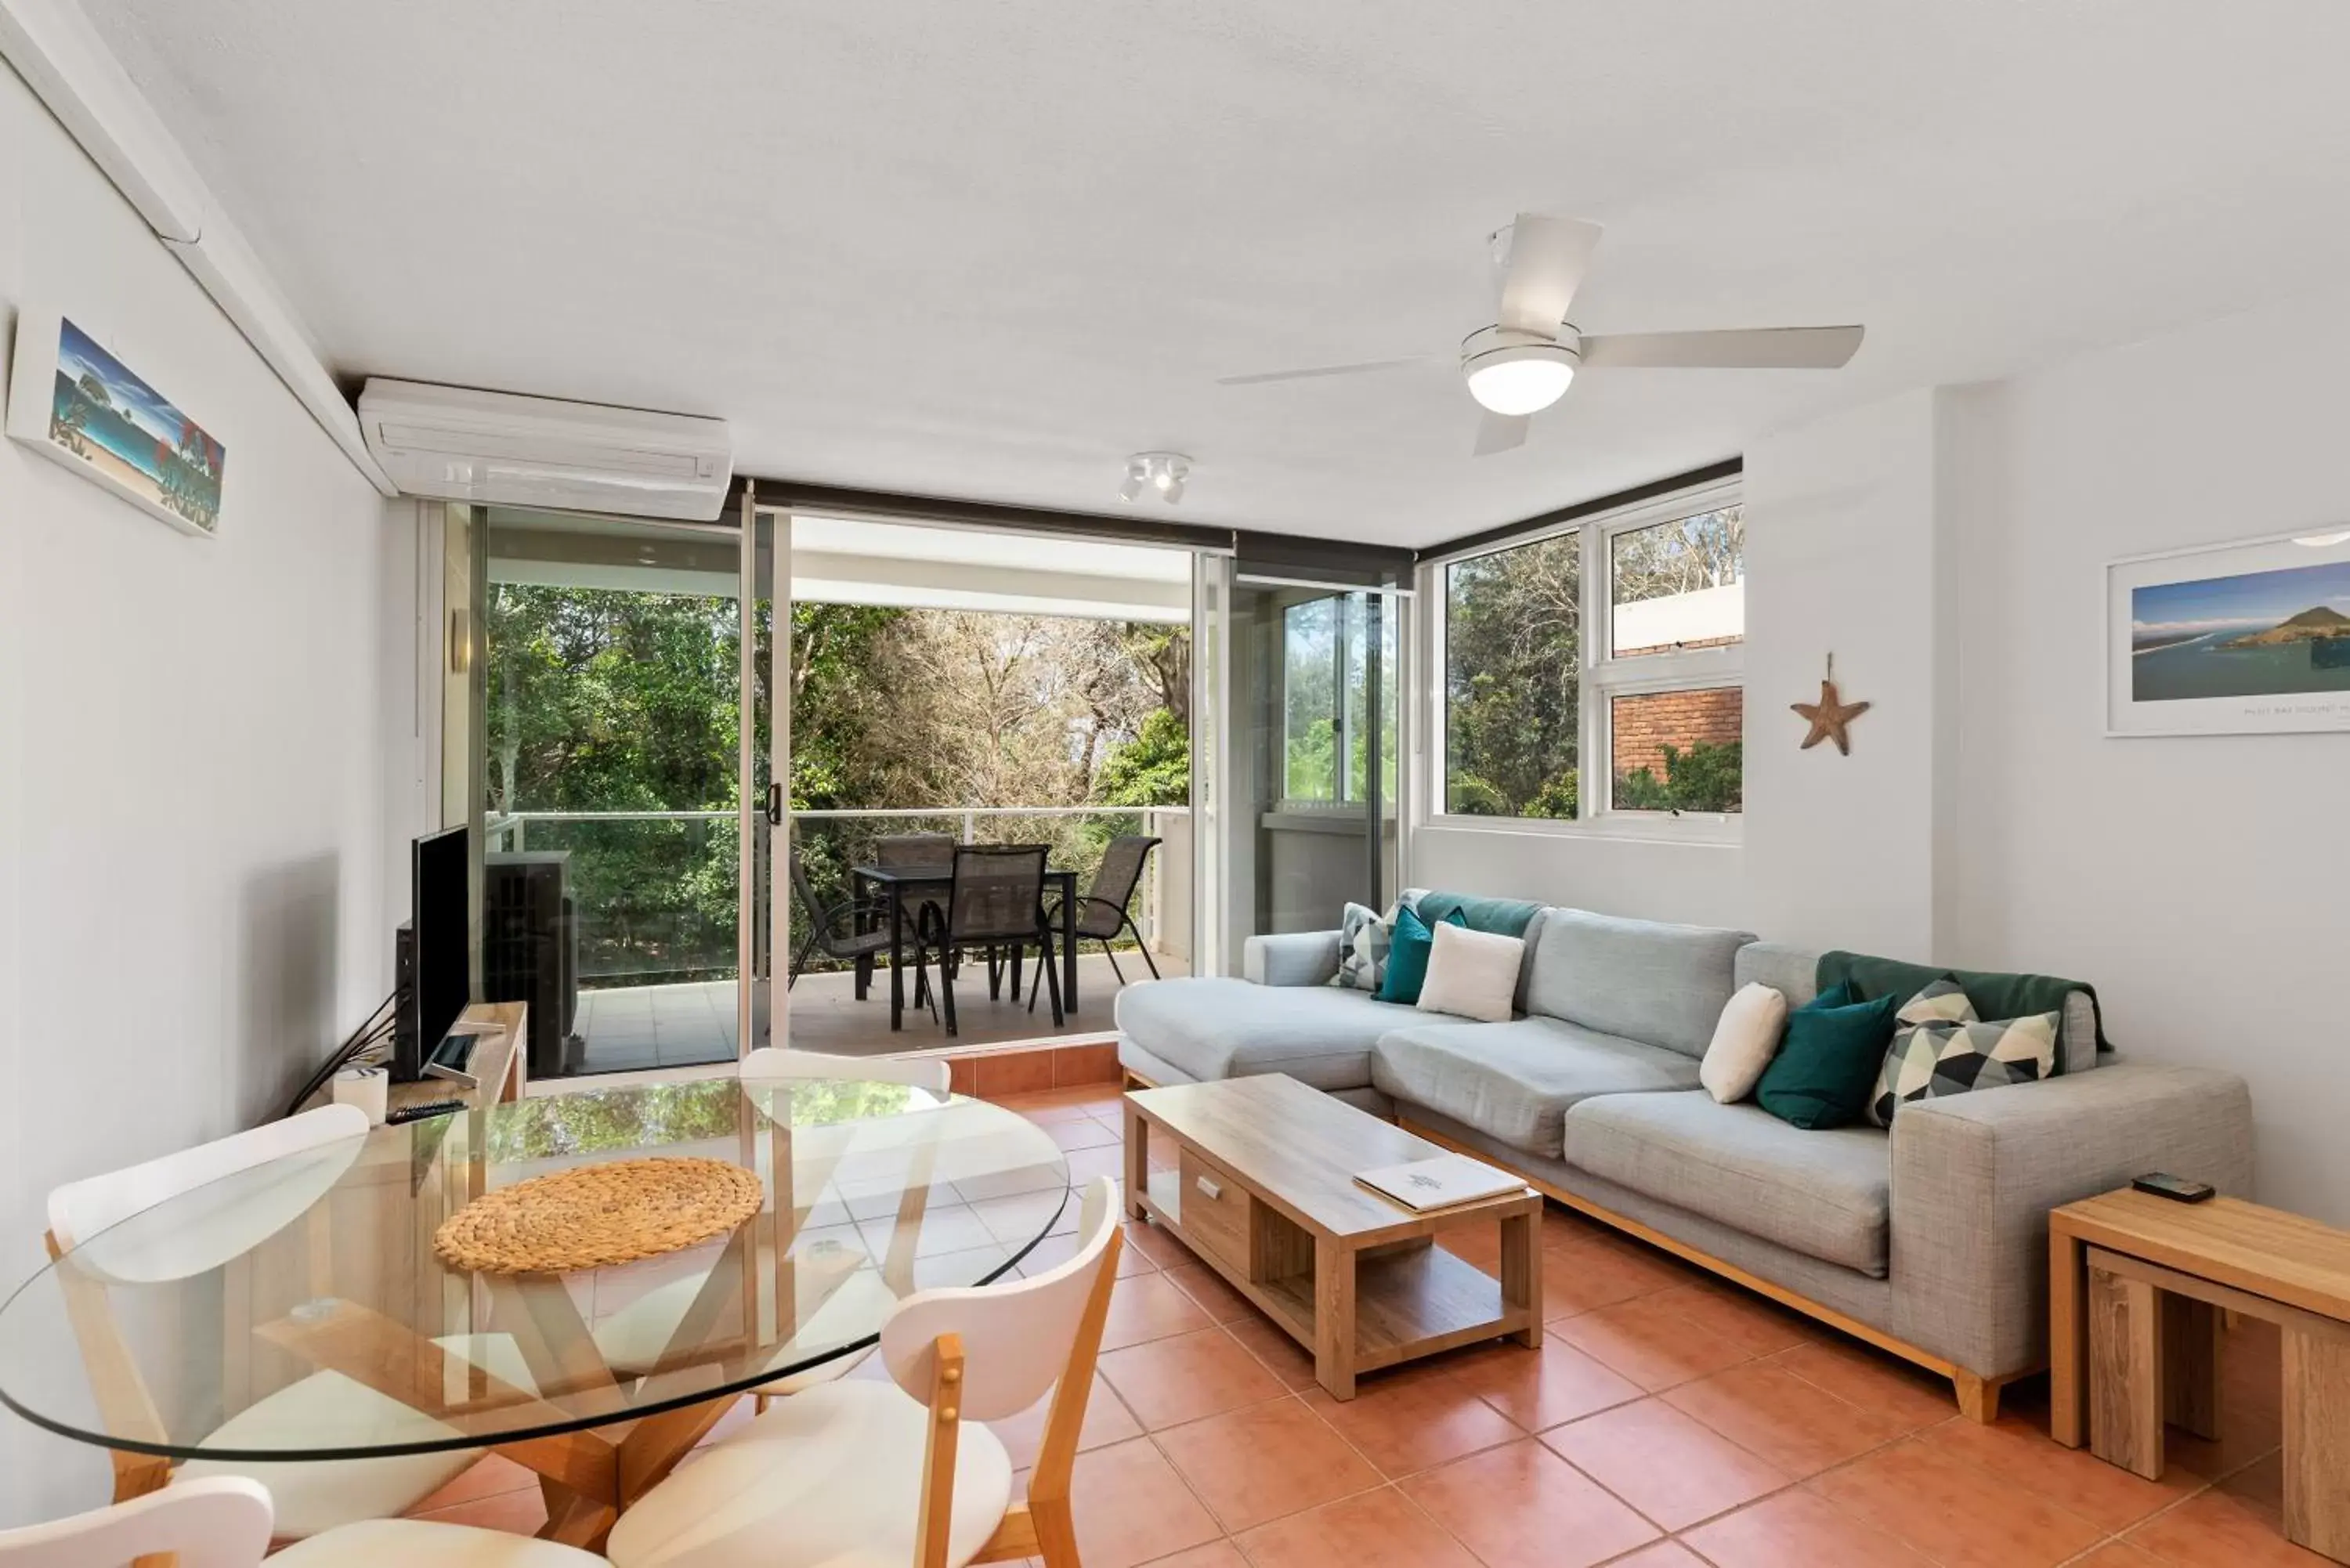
<box><xmin>409</xmin><ymin>824</ymin><xmax>472</xmax><ymax>1074</ymax></box>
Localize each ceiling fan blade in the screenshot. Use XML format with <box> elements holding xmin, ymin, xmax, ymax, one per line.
<box><xmin>1577</xmin><ymin>325</ymin><xmax>1865</xmax><ymax>370</ymax></box>
<box><xmin>1217</xmin><ymin>354</ymin><xmax>1441</xmax><ymax>387</ymax></box>
<box><xmin>1473</xmin><ymin>410</ymin><xmax>1531</xmax><ymax>457</ymax></box>
<box><xmin>1495</xmin><ymin>214</ymin><xmax>1606</xmax><ymax>337</ymax></box>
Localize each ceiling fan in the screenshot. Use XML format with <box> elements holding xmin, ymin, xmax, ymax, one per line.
<box><xmin>1218</xmin><ymin>214</ymin><xmax>1865</xmax><ymax>457</ymax></box>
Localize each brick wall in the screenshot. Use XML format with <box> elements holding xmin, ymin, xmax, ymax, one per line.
<box><xmin>1611</xmin><ymin>686</ymin><xmax>1743</xmax><ymax>780</ymax></box>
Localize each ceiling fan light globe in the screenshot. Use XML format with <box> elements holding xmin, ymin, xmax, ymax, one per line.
<box><xmin>1462</xmin><ymin>342</ymin><xmax>1576</xmax><ymax>416</ymax></box>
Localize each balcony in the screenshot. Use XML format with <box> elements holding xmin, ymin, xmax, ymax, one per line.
<box><xmin>485</xmin><ymin>804</ymin><xmax>1191</xmax><ymax>1076</ymax></box>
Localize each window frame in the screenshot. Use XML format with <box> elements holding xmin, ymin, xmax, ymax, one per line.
<box><xmin>1422</xmin><ymin>477</ymin><xmax>1744</xmax><ymax>843</ymax></box>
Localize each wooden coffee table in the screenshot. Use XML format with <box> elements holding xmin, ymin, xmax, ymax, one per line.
<box><xmin>2051</xmin><ymin>1189</ymin><xmax>2350</xmax><ymax>1563</ymax></box>
<box><xmin>1123</xmin><ymin>1074</ymin><xmax>1542</xmax><ymax>1399</ymax></box>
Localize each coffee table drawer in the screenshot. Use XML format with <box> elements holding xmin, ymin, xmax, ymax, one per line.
<box><xmin>1179</xmin><ymin>1149</ymin><xmax>1250</xmax><ymax>1270</ymax></box>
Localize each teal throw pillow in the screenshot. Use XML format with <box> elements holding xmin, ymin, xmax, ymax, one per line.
<box><xmin>1755</xmin><ymin>984</ymin><xmax>1901</xmax><ymax>1129</ymax></box>
<box><xmin>1378</xmin><ymin>905</ymin><xmax>1465</xmax><ymax>1006</ymax></box>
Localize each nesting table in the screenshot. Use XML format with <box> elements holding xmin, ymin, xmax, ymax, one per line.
<box><xmin>2051</xmin><ymin>1188</ymin><xmax>2350</xmax><ymax>1563</ymax></box>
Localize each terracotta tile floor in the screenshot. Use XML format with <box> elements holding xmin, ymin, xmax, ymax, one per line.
<box><xmin>396</xmin><ymin>1084</ymin><xmax>2315</xmax><ymax>1567</ymax></box>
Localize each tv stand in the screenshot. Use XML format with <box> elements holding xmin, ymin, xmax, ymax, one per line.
<box><xmin>305</xmin><ymin>1002</ymin><xmax>528</xmax><ymax>1118</ymax></box>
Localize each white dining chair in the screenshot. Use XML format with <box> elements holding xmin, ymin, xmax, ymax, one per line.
<box><xmin>0</xmin><ymin>1476</ymin><xmax>273</xmax><ymax>1568</ymax></box>
<box><xmin>0</xmin><ymin>1472</ymin><xmax>610</xmax><ymax>1568</ymax></box>
<box><xmin>44</xmin><ymin>1105</ymin><xmax>483</xmax><ymax>1539</ymax></box>
<box><xmin>594</xmin><ymin>1049</ymin><xmax>951</xmax><ymax>1389</ymax></box>
<box><xmin>738</xmin><ymin>1047</ymin><xmax>952</xmax><ymax>1094</ymax></box>
<box><xmin>600</xmin><ymin>1176</ymin><xmax>1123</xmax><ymax>1568</ymax></box>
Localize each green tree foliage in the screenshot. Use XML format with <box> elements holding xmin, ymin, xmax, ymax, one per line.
<box><xmin>1443</xmin><ymin>535</ymin><xmax>1581</xmax><ymax>818</ymax></box>
<box><xmin>487</xmin><ymin>584</ymin><xmax>1189</xmax><ymax>985</ymax></box>
<box><xmin>1096</xmin><ymin>707</ymin><xmax>1190</xmax><ymax>807</ymax></box>
<box><xmin>1612</xmin><ymin>740</ymin><xmax>1743</xmax><ymax>814</ymax></box>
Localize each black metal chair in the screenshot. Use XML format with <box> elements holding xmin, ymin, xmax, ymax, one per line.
<box><xmin>875</xmin><ymin>832</ymin><xmax>955</xmax><ymax>870</ymax></box>
<box><xmin>786</xmin><ymin>853</ymin><xmax>894</xmax><ymax>998</ymax></box>
<box><xmin>1032</xmin><ymin>835</ymin><xmax>1161</xmax><ymax>1011</ymax></box>
<box><xmin>914</xmin><ymin>844</ymin><xmax>1061</xmax><ymax>1035</ymax></box>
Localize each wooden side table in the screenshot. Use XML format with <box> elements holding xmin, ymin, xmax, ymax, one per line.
<box><xmin>2050</xmin><ymin>1189</ymin><xmax>2350</xmax><ymax>1563</ymax></box>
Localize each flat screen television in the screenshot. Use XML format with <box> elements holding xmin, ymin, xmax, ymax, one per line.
<box><xmin>395</xmin><ymin>824</ymin><xmax>472</xmax><ymax>1082</ymax></box>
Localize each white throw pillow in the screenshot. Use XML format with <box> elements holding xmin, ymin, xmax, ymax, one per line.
<box><xmin>1415</xmin><ymin>923</ymin><xmax>1523</xmax><ymax>1023</ymax></box>
<box><xmin>1701</xmin><ymin>982</ymin><xmax>1790</xmax><ymax>1104</ymax></box>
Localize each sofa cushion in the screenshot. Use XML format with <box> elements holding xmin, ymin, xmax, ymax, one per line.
<box><xmin>1114</xmin><ymin>977</ymin><xmax>1405</xmax><ymax>1092</ymax></box>
<box><xmin>1563</xmin><ymin>1093</ymin><xmax>1892</xmax><ymax>1276</ymax></box>
<box><xmin>1525</xmin><ymin>909</ymin><xmax>1756</xmax><ymax>1057</ymax></box>
<box><xmin>1733</xmin><ymin>941</ymin><xmax>1820</xmax><ymax>1010</ymax></box>
<box><xmin>1371</xmin><ymin>1017</ymin><xmax>1702</xmax><ymax>1155</ymax></box>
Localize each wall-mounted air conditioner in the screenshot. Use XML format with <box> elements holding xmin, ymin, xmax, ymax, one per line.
<box><xmin>358</xmin><ymin>380</ymin><xmax>733</xmax><ymax>521</ymax></box>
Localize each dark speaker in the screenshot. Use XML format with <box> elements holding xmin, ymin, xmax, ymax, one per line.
<box><xmin>484</xmin><ymin>851</ymin><xmax>580</xmax><ymax>1078</ymax></box>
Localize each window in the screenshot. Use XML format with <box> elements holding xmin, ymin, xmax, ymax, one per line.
<box><xmin>1282</xmin><ymin>599</ymin><xmax>1338</xmax><ymax>800</ymax></box>
<box><xmin>1443</xmin><ymin>533</ymin><xmax>1581</xmax><ymax>818</ymax></box>
<box><xmin>1611</xmin><ymin>508</ymin><xmax>1744</xmax><ymax>658</ymax></box>
<box><xmin>1436</xmin><ymin>493</ymin><xmax>1744</xmax><ymax>829</ymax></box>
<box><xmin>1282</xmin><ymin>591</ymin><xmax>1398</xmax><ymax>805</ymax></box>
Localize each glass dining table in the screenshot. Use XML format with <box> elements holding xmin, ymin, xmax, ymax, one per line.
<box><xmin>0</xmin><ymin>1078</ymin><xmax>1071</xmax><ymax>1547</ymax></box>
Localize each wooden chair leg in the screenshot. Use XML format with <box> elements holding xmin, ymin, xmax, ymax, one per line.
<box><xmin>914</xmin><ymin>1334</ymin><xmax>966</xmax><ymax>1568</ymax></box>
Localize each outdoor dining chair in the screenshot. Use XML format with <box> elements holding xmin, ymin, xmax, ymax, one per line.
<box><xmin>1031</xmin><ymin>833</ymin><xmax>1161</xmax><ymax>1012</ymax></box>
<box><xmin>785</xmin><ymin>852</ymin><xmax>893</xmax><ymax>998</ymax></box>
<box><xmin>914</xmin><ymin>845</ymin><xmax>1061</xmax><ymax>1035</ymax></box>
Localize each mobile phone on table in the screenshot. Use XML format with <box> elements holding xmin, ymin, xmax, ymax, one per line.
<box><xmin>2131</xmin><ymin>1172</ymin><xmax>2215</xmax><ymax>1204</ymax></box>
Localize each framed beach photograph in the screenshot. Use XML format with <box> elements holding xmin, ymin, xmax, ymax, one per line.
<box><xmin>2106</xmin><ymin>527</ymin><xmax>2350</xmax><ymax>736</ymax></box>
<box><xmin>5</xmin><ymin>309</ymin><xmax>226</xmax><ymax>537</ymax></box>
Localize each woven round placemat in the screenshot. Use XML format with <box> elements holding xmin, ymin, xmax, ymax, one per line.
<box><xmin>434</xmin><ymin>1157</ymin><xmax>765</xmax><ymax>1275</ymax></box>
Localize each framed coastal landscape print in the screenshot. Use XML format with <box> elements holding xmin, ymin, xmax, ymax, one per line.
<box><xmin>5</xmin><ymin>309</ymin><xmax>225</xmax><ymax>537</ymax></box>
<box><xmin>2106</xmin><ymin>526</ymin><xmax>2350</xmax><ymax>735</ymax></box>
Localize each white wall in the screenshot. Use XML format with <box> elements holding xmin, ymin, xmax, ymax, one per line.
<box><xmin>1408</xmin><ymin>823</ymin><xmax>1746</xmax><ymax>928</ymax></box>
<box><xmin>1740</xmin><ymin>388</ymin><xmax>1948</xmax><ymax>957</ymax></box>
<box><xmin>1943</xmin><ymin>289</ymin><xmax>2350</xmax><ymax>1223</ymax></box>
<box><xmin>0</xmin><ymin>58</ymin><xmax>401</xmax><ymax>1521</ymax></box>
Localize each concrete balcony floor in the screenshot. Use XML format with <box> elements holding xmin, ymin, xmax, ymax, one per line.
<box><xmin>569</xmin><ymin>945</ymin><xmax>1188</xmax><ymax>1075</ymax></box>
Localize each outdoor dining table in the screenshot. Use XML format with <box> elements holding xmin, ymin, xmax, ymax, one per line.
<box><xmin>850</xmin><ymin>861</ymin><xmax>1081</xmax><ymax>1031</ymax></box>
<box><xmin>0</xmin><ymin>1076</ymin><xmax>1071</xmax><ymax>1550</ymax></box>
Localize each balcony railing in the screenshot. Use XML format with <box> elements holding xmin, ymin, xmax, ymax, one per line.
<box><xmin>483</xmin><ymin>804</ymin><xmax>1191</xmax><ymax>991</ymax></box>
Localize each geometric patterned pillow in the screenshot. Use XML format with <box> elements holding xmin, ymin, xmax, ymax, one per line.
<box><xmin>1331</xmin><ymin>902</ymin><xmax>1395</xmax><ymax>992</ymax></box>
<box><xmin>1869</xmin><ymin>1010</ymin><xmax>2060</xmax><ymax>1127</ymax></box>
<box><xmin>1896</xmin><ymin>977</ymin><xmax>1979</xmax><ymax>1027</ymax></box>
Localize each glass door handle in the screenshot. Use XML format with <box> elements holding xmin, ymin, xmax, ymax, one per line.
<box><xmin>765</xmin><ymin>782</ymin><xmax>784</xmax><ymax>826</ymax></box>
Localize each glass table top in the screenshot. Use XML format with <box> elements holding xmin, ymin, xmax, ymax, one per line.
<box><xmin>0</xmin><ymin>1078</ymin><xmax>1069</xmax><ymax>1461</ymax></box>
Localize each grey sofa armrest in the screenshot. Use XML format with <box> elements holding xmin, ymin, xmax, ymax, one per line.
<box><xmin>1887</xmin><ymin>1062</ymin><xmax>2254</xmax><ymax>1378</ymax></box>
<box><xmin>1244</xmin><ymin>930</ymin><xmax>1343</xmax><ymax>988</ymax></box>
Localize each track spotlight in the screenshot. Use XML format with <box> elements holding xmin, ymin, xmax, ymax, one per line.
<box><xmin>1120</xmin><ymin>452</ymin><xmax>1191</xmax><ymax>505</ymax></box>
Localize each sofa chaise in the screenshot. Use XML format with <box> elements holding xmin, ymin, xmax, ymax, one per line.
<box><xmin>1113</xmin><ymin>901</ymin><xmax>2254</xmax><ymax>1420</ymax></box>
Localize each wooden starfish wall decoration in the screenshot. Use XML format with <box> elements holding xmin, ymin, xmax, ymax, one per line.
<box><xmin>1791</xmin><ymin>654</ymin><xmax>1870</xmax><ymax>755</ymax></box>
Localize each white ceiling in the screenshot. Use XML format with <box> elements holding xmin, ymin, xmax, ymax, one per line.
<box><xmin>77</xmin><ymin>0</ymin><xmax>2350</xmax><ymax>547</ymax></box>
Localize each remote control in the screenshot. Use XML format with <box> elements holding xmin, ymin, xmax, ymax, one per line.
<box><xmin>2131</xmin><ymin>1172</ymin><xmax>2215</xmax><ymax>1204</ymax></box>
<box><xmin>388</xmin><ymin>1100</ymin><xmax>468</xmax><ymax>1125</ymax></box>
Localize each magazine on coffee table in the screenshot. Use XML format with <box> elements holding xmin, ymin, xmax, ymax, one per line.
<box><xmin>1354</xmin><ymin>1153</ymin><xmax>1525</xmax><ymax>1212</ymax></box>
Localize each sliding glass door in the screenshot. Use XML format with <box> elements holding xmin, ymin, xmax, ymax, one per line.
<box><xmin>477</xmin><ymin>507</ymin><xmax>754</xmax><ymax>1078</ymax></box>
<box><xmin>1192</xmin><ymin>565</ymin><xmax>1408</xmax><ymax>976</ymax></box>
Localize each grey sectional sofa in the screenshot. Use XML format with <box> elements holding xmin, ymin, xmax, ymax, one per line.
<box><xmin>1114</xmin><ymin>903</ymin><xmax>2254</xmax><ymax>1419</ymax></box>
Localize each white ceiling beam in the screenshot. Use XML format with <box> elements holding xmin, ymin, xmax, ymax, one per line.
<box><xmin>0</xmin><ymin>0</ymin><xmax>396</xmax><ymax>497</ymax></box>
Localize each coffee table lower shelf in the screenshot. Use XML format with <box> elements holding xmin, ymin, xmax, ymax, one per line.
<box><xmin>1137</xmin><ymin>1166</ymin><xmax>1538</xmax><ymax>1396</ymax></box>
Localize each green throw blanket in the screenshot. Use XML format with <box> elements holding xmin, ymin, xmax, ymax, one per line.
<box><xmin>1411</xmin><ymin>890</ymin><xmax>1544</xmax><ymax>938</ymax></box>
<box><xmin>1816</xmin><ymin>950</ymin><xmax>2110</xmax><ymax>1065</ymax></box>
